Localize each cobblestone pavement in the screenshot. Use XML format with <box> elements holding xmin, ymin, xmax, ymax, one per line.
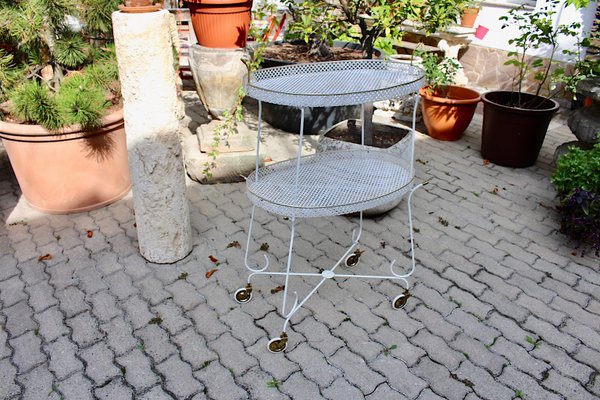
<box><xmin>1</xmin><ymin>92</ymin><xmax>599</xmax><ymax>400</ymax></box>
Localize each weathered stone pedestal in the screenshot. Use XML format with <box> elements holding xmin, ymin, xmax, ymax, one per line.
<box><xmin>568</xmin><ymin>77</ymin><xmax>600</xmax><ymax>144</ymax></box>
<box><xmin>113</xmin><ymin>10</ymin><xmax>192</xmax><ymax>263</ymax></box>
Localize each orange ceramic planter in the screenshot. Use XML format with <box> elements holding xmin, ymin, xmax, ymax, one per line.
<box><xmin>419</xmin><ymin>86</ymin><xmax>480</xmax><ymax>141</ymax></box>
<box><xmin>188</xmin><ymin>0</ymin><xmax>253</xmax><ymax>48</ymax></box>
<box><xmin>0</xmin><ymin>109</ymin><xmax>131</xmax><ymax>214</ymax></box>
<box><xmin>460</xmin><ymin>8</ymin><xmax>479</xmax><ymax>28</ymax></box>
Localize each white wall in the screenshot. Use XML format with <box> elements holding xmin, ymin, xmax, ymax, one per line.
<box><xmin>472</xmin><ymin>0</ymin><xmax>597</xmax><ymax>62</ymax></box>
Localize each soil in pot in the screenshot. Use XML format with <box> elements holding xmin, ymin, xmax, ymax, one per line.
<box><xmin>262</xmin><ymin>42</ymin><xmax>365</xmax><ymax>64</ymax></box>
<box><xmin>323</xmin><ymin>119</ymin><xmax>409</xmax><ymax>148</ymax></box>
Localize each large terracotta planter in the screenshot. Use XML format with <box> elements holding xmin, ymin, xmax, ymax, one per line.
<box><xmin>187</xmin><ymin>0</ymin><xmax>252</xmax><ymax>48</ymax></box>
<box><xmin>419</xmin><ymin>85</ymin><xmax>480</xmax><ymax>141</ymax></box>
<box><xmin>481</xmin><ymin>91</ymin><xmax>559</xmax><ymax>167</ymax></box>
<box><xmin>0</xmin><ymin>109</ymin><xmax>131</xmax><ymax>214</ymax></box>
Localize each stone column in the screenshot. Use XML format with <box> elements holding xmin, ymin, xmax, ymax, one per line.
<box><xmin>112</xmin><ymin>10</ymin><xmax>192</xmax><ymax>263</ymax></box>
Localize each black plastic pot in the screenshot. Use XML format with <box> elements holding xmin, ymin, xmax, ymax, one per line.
<box><xmin>259</xmin><ymin>41</ymin><xmax>381</xmax><ymax>135</ymax></box>
<box><xmin>481</xmin><ymin>91</ymin><xmax>559</xmax><ymax>168</ymax></box>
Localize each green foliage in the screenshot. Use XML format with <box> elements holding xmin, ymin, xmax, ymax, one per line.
<box><xmin>418</xmin><ymin>51</ymin><xmax>461</xmax><ymax>96</ymax></box>
<box><xmin>283</xmin><ymin>0</ymin><xmax>464</xmax><ymax>59</ymax></box>
<box><xmin>0</xmin><ymin>0</ymin><xmax>120</xmax><ymax>129</ymax></box>
<box><xmin>551</xmin><ymin>138</ymin><xmax>600</xmax><ymax>197</ymax></box>
<box><xmin>499</xmin><ymin>0</ymin><xmax>594</xmax><ymax>107</ymax></box>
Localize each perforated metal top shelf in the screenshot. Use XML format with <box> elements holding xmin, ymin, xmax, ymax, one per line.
<box><xmin>247</xmin><ymin>60</ymin><xmax>424</xmax><ymax>108</ymax></box>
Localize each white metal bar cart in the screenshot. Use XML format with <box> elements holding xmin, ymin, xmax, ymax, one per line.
<box><xmin>234</xmin><ymin>60</ymin><xmax>426</xmax><ymax>352</ymax></box>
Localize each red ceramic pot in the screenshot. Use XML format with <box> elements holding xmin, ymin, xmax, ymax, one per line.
<box><xmin>187</xmin><ymin>0</ymin><xmax>253</xmax><ymax>48</ymax></box>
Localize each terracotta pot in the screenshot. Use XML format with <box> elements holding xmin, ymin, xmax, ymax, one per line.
<box><xmin>419</xmin><ymin>85</ymin><xmax>480</xmax><ymax>141</ymax></box>
<box><xmin>187</xmin><ymin>0</ymin><xmax>253</xmax><ymax>48</ymax></box>
<box><xmin>460</xmin><ymin>8</ymin><xmax>479</xmax><ymax>28</ymax></box>
<box><xmin>481</xmin><ymin>91</ymin><xmax>559</xmax><ymax>167</ymax></box>
<box><xmin>0</xmin><ymin>109</ymin><xmax>131</xmax><ymax>214</ymax></box>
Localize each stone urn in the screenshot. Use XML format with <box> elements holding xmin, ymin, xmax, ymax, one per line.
<box><xmin>568</xmin><ymin>77</ymin><xmax>600</xmax><ymax>145</ymax></box>
<box><xmin>188</xmin><ymin>44</ymin><xmax>249</xmax><ymax>119</ymax></box>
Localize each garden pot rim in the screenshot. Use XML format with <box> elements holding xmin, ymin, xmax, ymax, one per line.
<box><xmin>0</xmin><ymin>108</ymin><xmax>124</xmax><ymax>139</ymax></box>
<box><xmin>186</xmin><ymin>0</ymin><xmax>252</xmax><ymax>4</ymax></box>
<box><xmin>481</xmin><ymin>90</ymin><xmax>560</xmax><ymax>114</ymax></box>
<box><xmin>419</xmin><ymin>85</ymin><xmax>481</xmax><ymax>105</ymax></box>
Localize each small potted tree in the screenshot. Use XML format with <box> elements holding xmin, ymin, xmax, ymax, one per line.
<box><xmin>0</xmin><ymin>0</ymin><xmax>130</xmax><ymax>213</ymax></box>
<box><xmin>480</xmin><ymin>0</ymin><xmax>589</xmax><ymax>167</ymax></box>
<box><xmin>418</xmin><ymin>52</ymin><xmax>480</xmax><ymax>141</ymax></box>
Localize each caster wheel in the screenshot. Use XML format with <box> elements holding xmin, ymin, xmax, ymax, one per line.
<box><xmin>234</xmin><ymin>285</ymin><xmax>253</xmax><ymax>303</ymax></box>
<box><xmin>392</xmin><ymin>290</ymin><xmax>411</xmax><ymax>310</ymax></box>
<box><xmin>345</xmin><ymin>249</ymin><xmax>363</xmax><ymax>268</ymax></box>
<box><xmin>267</xmin><ymin>333</ymin><xmax>288</xmax><ymax>353</ymax></box>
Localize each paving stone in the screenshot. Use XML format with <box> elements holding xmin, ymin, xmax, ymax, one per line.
<box><xmin>474</xmin><ymin>271</ymin><xmax>520</xmax><ymax>300</ymax></box>
<box><xmin>122</xmin><ymin>295</ymin><xmax>155</xmax><ymax>330</ymax></box>
<box><xmin>16</xmin><ymin>363</ymin><xmax>55</xmax><ymax>400</ymax></box>
<box><xmin>333</xmin><ymin>321</ymin><xmax>384</xmax><ymax>361</ymax></box>
<box><xmin>136</xmin><ymin>276</ymin><xmax>172</xmax><ymax>306</ymax></box>
<box><xmin>57</xmin><ymin>372</ymin><xmax>94</xmax><ymax>400</ymax></box>
<box><xmin>498</xmin><ymin>365</ymin><xmax>561</xmax><ymax>400</ymax></box>
<box><xmin>139</xmin><ymin>385</ymin><xmax>175</xmax><ymax>400</ymax></box>
<box><xmin>117</xmin><ymin>349</ymin><xmax>160</xmax><ymax>393</ymax></box>
<box><xmin>136</xmin><ymin>324</ymin><xmax>177</xmax><ymax>364</ymax></box>
<box><xmin>442</xmin><ymin>268</ymin><xmax>487</xmax><ymax>296</ymax></box>
<box><xmin>454</xmin><ymin>360</ymin><xmax>514</xmax><ymax>400</ymax></box>
<box><xmin>194</xmin><ymin>362</ymin><xmax>248</xmax><ymax>400</ymax></box>
<box><xmin>172</xmin><ymin>328</ymin><xmax>217</xmax><ymax>370</ymax></box>
<box><xmin>479</xmin><ymin>291</ymin><xmax>529</xmax><ymax>323</ymax></box>
<box><xmin>10</xmin><ymin>331</ymin><xmax>45</xmax><ymax>372</ymax></box>
<box><xmin>92</xmin><ymin>251</ymin><xmax>122</xmax><ymax>277</ymax></box>
<box><xmin>151</xmin><ymin>301</ymin><xmax>192</xmax><ymax>335</ymax></box>
<box><xmin>104</xmin><ymin>271</ymin><xmax>137</xmax><ymax>300</ymax></box>
<box><xmin>550</xmin><ymin>297</ymin><xmax>600</xmax><ymax>330</ymax></box>
<box><xmin>372</xmin><ymin>326</ymin><xmax>426</xmax><ymax>367</ymax></box>
<box><xmin>167</xmin><ymin>279</ymin><xmax>205</xmax><ymax>311</ymax></box>
<box><xmin>446</xmin><ymin>287</ymin><xmax>493</xmax><ymax>319</ymax></box>
<box><xmin>90</xmin><ymin>291</ymin><xmax>122</xmax><ymax>323</ymax></box>
<box><xmin>573</xmin><ymin>345</ymin><xmax>600</xmax><ymax>372</ymax></box>
<box><xmin>489</xmin><ymin>337</ymin><xmax>549</xmax><ymax>379</ymax></box>
<box><xmin>80</xmin><ymin>342</ymin><xmax>120</xmax><ymax>385</ymax></box>
<box><xmin>0</xmin><ymin>276</ymin><xmax>27</xmax><ymax>307</ymax></box>
<box><xmin>365</xmin><ymin>383</ymin><xmax>409</xmax><ymax>399</ymax></box>
<box><xmin>415</xmin><ymin>388</ymin><xmax>445</xmax><ymax>400</ymax></box>
<box><xmin>410</xmin><ymin>329</ymin><xmax>464</xmax><ymax>371</ymax></box>
<box><xmin>515</xmin><ymin>293</ymin><xmax>566</xmax><ymax>326</ymax></box>
<box><xmin>246</xmin><ymin>338</ymin><xmax>300</xmax><ymax>381</ymax></box>
<box><xmin>156</xmin><ymin>354</ymin><xmax>204</xmax><ymax>398</ymax></box>
<box><xmin>0</xmin><ymin>358</ymin><xmax>20</xmax><ymax>398</ymax></box>
<box><xmin>322</xmin><ymin>377</ymin><xmax>365</xmax><ymax>400</ymax></box>
<box><xmin>412</xmin><ymin>283</ymin><xmax>457</xmax><ymax>317</ymax></box>
<box><xmin>501</xmin><ymin>256</ymin><xmax>545</xmax><ymax>282</ymax></box>
<box><xmin>329</xmin><ymin>347</ymin><xmax>385</xmax><ymax>394</ymax></box>
<box><xmin>76</xmin><ymin>267</ymin><xmax>108</xmax><ymax>295</ymax></box>
<box><xmin>576</xmin><ymin>280</ymin><xmax>600</xmax><ymax>302</ymax></box>
<box><xmin>56</xmin><ymin>286</ymin><xmax>89</xmax><ymax>318</ymax></box>
<box><xmin>449</xmin><ymin>333</ymin><xmax>507</xmax><ymax>376</ymax></box>
<box><xmin>235</xmin><ymin>366</ymin><xmax>288</xmax><ymax>400</ymax></box>
<box><xmin>486</xmin><ymin>312</ymin><xmax>533</xmax><ymax>348</ymax></box>
<box><xmin>294</xmin><ymin>316</ymin><xmax>345</xmax><ymax>357</ymax></box>
<box><xmin>279</xmin><ymin>370</ymin><xmax>322</xmax><ymax>400</ymax></box>
<box><xmin>95</xmin><ymin>377</ymin><xmax>134</xmax><ymax>399</ymax></box>
<box><xmin>447</xmin><ymin>309</ymin><xmax>499</xmax><ymax>344</ymax></box>
<box><xmin>121</xmin><ymin>253</ymin><xmax>151</xmax><ymax>281</ymax></box>
<box><xmin>532</xmin><ymin>343</ymin><xmax>594</xmax><ymax>385</ymax></box>
<box><xmin>523</xmin><ymin>316</ymin><xmax>580</xmax><ymax>353</ymax></box>
<box><xmin>411</xmin><ymin>357</ymin><xmax>471</xmax><ymax>400</ymax></box>
<box><xmin>507</xmin><ymin>275</ymin><xmax>556</xmax><ymax>303</ymax></box>
<box><xmin>413</xmin><ymin>266</ymin><xmax>453</xmax><ymax>294</ymax></box>
<box><xmin>562</xmin><ymin>319</ymin><xmax>600</xmax><ymax>350</ymax></box>
<box><xmin>0</xmin><ymin>254</ymin><xmax>19</xmax><ymax>281</ymax></box>
<box><xmin>188</xmin><ymin>303</ymin><xmax>229</xmax><ymax>341</ymax></box>
<box><xmin>541</xmin><ymin>369</ymin><xmax>597</xmax><ymax>400</ymax></box>
<box><xmin>287</xmin><ymin>342</ymin><xmax>340</xmax><ymax>387</ymax></box>
<box><xmin>411</xmin><ymin>306</ymin><xmax>460</xmax><ymax>342</ymax></box>
<box><xmin>0</xmin><ymin>326</ymin><xmax>9</xmax><ymax>359</ymax></box>
<box><xmin>66</xmin><ymin>311</ymin><xmax>103</xmax><ymax>348</ymax></box>
<box><xmin>35</xmin><ymin>306</ymin><xmax>69</xmax><ymax>343</ymax></box>
<box><xmin>26</xmin><ymin>281</ymin><xmax>58</xmax><ymax>313</ymax></box>
<box><xmin>100</xmin><ymin>315</ymin><xmax>137</xmax><ymax>357</ymax></box>
<box><xmin>4</xmin><ymin>300</ymin><xmax>36</xmax><ymax>337</ymax></box>
<box><xmin>46</xmin><ymin>335</ymin><xmax>83</xmax><ymax>380</ymax></box>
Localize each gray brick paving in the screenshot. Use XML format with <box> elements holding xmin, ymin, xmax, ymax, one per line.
<box><xmin>1</xmin><ymin>94</ymin><xmax>599</xmax><ymax>400</ymax></box>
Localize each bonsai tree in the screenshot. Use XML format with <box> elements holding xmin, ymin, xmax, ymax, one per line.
<box><xmin>283</xmin><ymin>0</ymin><xmax>468</xmax><ymax>59</ymax></box>
<box><xmin>0</xmin><ymin>0</ymin><xmax>121</xmax><ymax>130</ymax></box>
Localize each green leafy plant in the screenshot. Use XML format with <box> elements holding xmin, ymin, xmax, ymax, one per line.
<box><xmin>0</xmin><ymin>0</ymin><xmax>121</xmax><ymax>130</ymax></box>
<box><xmin>284</xmin><ymin>0</ymin><xmax>466</xmax><ymax>59</ymax></box>
<box><xmin>415</xmin><ymin>51</ymin><xmax>461</xmax><ymax>97</ymax></box>
<box><xmin>551</xmin><ymin>137</ymin><xmax>600</xmax><ymax>197</ymax></box>
<box><xmin>499</xmin><ymin>0</ymin><xmax>594</xmax><ymax>108</ymax></box>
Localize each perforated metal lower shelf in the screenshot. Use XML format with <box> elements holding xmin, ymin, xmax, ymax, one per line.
<box><xmin>247</xmin><ymin>150</ymin><xmax>413</xmax><ymax>218</ymax></box>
